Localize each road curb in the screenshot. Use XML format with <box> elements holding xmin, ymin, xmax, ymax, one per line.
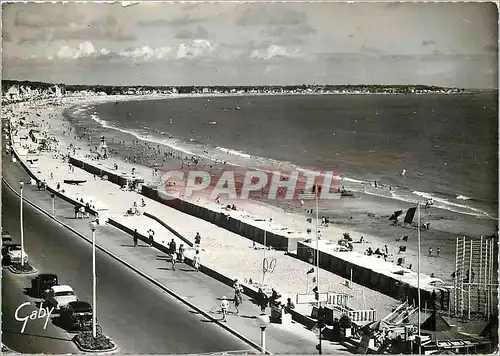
<box><xmin>2</xmin><ymin>177</ymin><xmax>269</xmax><ymax>355</ymax></box>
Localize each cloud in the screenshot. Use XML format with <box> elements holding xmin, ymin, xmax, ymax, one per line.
<box><xmin>56</xmin><ymin>41</ymin><xmax>110</xmax><ymax>59</ymax></box>
<box><xmin>484</xmin><ymin>44</ymin><xmax>498</xmax><ymax>53</ymax></box>
<box><xmin>53</xmin><ymin>15</ymin><xmax>136</xmax><ymax>42</ymax></box>
<box><xmin>176</xmin><ymin>39</ymin><xmax>214</xmax><ymax>59</ymax></box>
<box><xmin>137</xmin><ymin>15</ymin><xmax>205</xmax><ymax>27</ymax></box>
<box><xmin>249</xmin><ymin>44</ymin><xmax>302</xmax><ymax>60</ymax></box>
<box><xmin>237</xmin><ymin>6</ymin><xmax>307</xmax><ymax>26</ymax></box>
<box><xmin>119</xmin><ymin>45</ymin><xmax>172</xmax><ymax>60</ymax></box>
<box><xmin>14</xmin><ymin>9</ymin><xmax>83</xmax><ymax>28</ymax></box>
<box><xmin>51</xmin><ymin>40</ymin><xmax>214</xmax><ymax>62</ymax></box>
<box><xmin>175</xmin><ymin>26</ymin><xmax>209</xmax><ymax>39</ymax></box>
<box><xmin>422</xmin><ymin>39</ymin><xmax>436</xmax><ymax>46</ymax></box>
<box><xmin>18</xmin><ymin>32</ymin><xmax>50</xmax><ymax>44</ymax></box>
<box><xmin>263</xmin><ymin>23</ymin><xmax>316</xmax><ymax>39</ymax></box>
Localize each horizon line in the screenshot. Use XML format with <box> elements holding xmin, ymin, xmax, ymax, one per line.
<box><xmin>4</xmin><ymin>78</ymin><xmax>497</xmax><ymax>91</ymax></box>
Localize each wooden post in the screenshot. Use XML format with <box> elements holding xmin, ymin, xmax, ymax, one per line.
<box><xmin>468</xmin><ymin>240</ymin><xmax>472</xmax><ymax>320</ymax></box>
<box><xmin>485</xmin><ymin>237</ymin><xmax>489</xmax><ymax>315</ymax></box>
<box><xmin>454</xmin><ymin>237</ymin><xmax>459</xmax><ymax>314</ymax></box>
<box><xmin>461</xmin><ymin>236</ymin><xmax>466</xmax><ymax>316</ymax></box>
<box><xmin>479</xmin><ymin>236</ymin><xmax>483</xmax><ymax>313</ymax></box>
<box><xmin>489</xmin><ymin>239</ymin><xmax>493</xmax><ymax>315</ymax></box>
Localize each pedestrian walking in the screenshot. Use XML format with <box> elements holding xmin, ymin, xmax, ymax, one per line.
<box><xmin>169</xmin><ymin>239</ymin><xmax>177</xmax><ymax>256</ymax></box>
<box><xmin>257</xmin><ymin>288</ymin><xmax>268</xmax><ymax>313</ymax></box>
<box><xmin>437</xmin><ymin>247</ymin><xmax>440</xmax><ymax>257</ymax></box>
<box><xmin>193</xmin><ymin>250</ymin><xmax>200</xmax><ymax>272</ymax></box>
<box><xmin>147</xmin><ymin>229</ymin><xmax>155</xmax><ymax>247</ymax></box>
<box><xmin>79</xmin><ymin>206</ymin><xmax>85</xmax><ymax>219</ymax></box>
<box><xmin>74</xmin><ymin>205</ymin><xmax>79</xmax><ymax>219</ymax></box>
<box><xmin>133</xmin><ymin>229</ymin><xmax>138</xmax><ymax>247</ymax></box>
<box><xmin>220</xmin><ymin>296</ymin><xmax>229</xmax><ymax>322</ymax></box>
<box><xmin>195</xmin><ymin>232</ymin><xmax>201</xmax><ymax>247</ymax></box>
<box><xmin>428</xmin><ymin>246</ymin><xmax>433</xmax><ymax>257</ymax></box>
<box><xmin>178</xmin><ymin>244</ymin><xmax>185</xmax><ymax>263</ymax></box>
<box><xmin>234</xmin><ymin>289</ymin><xmax>243</xmax><ymax>314</ymax></box>
<box><xmin>171</xmin><ymin>254</ymin><xmax>177</xmax><ymax>271</ymax></box>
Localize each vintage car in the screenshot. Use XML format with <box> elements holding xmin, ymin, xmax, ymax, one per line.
<box><xmin>44</xmin><ymin>285</ymin><xmax>78</xmax><ymax>311</ymax></box>
<box><xmin>2</xmin><ymin>230</ymin><xmax>12</xmax><ymax>243</ymax></box>
<box><xmin>31</xmin><ymin>274</ymin><xmax>59</xmax><ymax>298</ymax></box>
<box><xmin>59</xmin><ymin>301</ymin><xmax>93</xmax><ymax>332</ymax></box>
<box><xmin>1</xmin><ymin>244</ymin><xmax>28</xmax><ymax>264</ymax></box>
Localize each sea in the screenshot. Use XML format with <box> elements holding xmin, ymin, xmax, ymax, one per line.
<box><xmin>64</xmin><ymin>92</ymin><xmax>499</xmax><ymax>220</ymax></box>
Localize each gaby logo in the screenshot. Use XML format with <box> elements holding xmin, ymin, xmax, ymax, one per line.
<box><xmin>157</xmin><ymin>166</ymin><xmax>341</xmax><ymax>203</ymax></box>
<box><xmin>15</xmin><ymin>302</ymin><xmax>54</xmax><ymax>333</ymax></box>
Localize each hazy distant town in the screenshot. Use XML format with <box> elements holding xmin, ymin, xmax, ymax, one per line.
<box><xmin>1</xmin><ymin>79</ymin><xmax>467</xmax><ymax>104</ymax></box>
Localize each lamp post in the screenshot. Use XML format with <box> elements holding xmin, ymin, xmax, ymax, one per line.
<box><xmin>417</xmin><ymin>202</ymin><xmax>421</xmax><ymax>355</ymax></box>
<box><xmin>89</xmin><ymin>221</ymin><xmax>98</xmax><ymax>338</ymax></box>
<box><xmin>20</xmin><ymin>181</ymin><xmax>25</xmax><ymax>266</ymax></box>
<box><xmin>256</xmin><ymin>313</ymin><xmax>270</xmax><ymax>354</ymax></box>
<box><xmin>262</xmin><ymin>218</ymin><xmax>272</xmax><ymax>285</ymax></box>
<box><xmin>51</xmin><ymin>194</ymin><xmax>55</xmax><ymax>215</ymax></box>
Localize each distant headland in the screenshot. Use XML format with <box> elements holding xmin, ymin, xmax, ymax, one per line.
<box><xmin>2</xmin><ymin>79</ymin><xmax>470</xmax><ymax>103</ymax></box>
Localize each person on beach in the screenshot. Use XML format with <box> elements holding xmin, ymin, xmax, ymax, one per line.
<box><xmin>195</xmin><ymin>232</ymin><xmax>201</xmax><ymax>247</ymax></box>
<box><xmin>234</xmin><ymin>289</ymin><xmax>243</xmax><ymax>314</ymax></box>
<box><xmin>428</xmin><ymin>246</ymin><xmax>432</xmax><ymax>257</ymax></box>
<box><xmin>141</xmin><ymin>198</ymin><xmax>146</xmax><ymax>207</ymax></box>
<box><xmin>169</xmin><ymin>238</ymin><xmax>177</xmax><ymax>255</ymax></box>
<box><xmin>437</xmin><ymin>247</ymin><xmax>440</xmax><ymax>257</ymax></box>
<box><xmin>133</xmin><ymin>229</ymin><xmax>138</xmax><ymax>247</ymax></box>
<box><xmin>57</xmin><ymin>182</ymin><xmax>61</xmax><ymax>190</ymax></box>
<box><xmin>284</xmin><ymin>298</ymin><xmax>295</xmax><ymax>313</ymax></box>
<box><xmin>178</xmin><ymin>244</ymin><xmax>185</xmax><ymax>263</ymax></box>
<box><xmin>257</xmin><ymin>289</ymin><xmax>268</xmax><ymax>313</ymax></box>
<box><xmin>147</xmin><ymin>229</ymin><xmax>155</xmax><ymax>247</ymax></box>
<box><xmin>220</xmin><ymin>296</ymin><xmax>229</xmax><ymax>322</ymax></box>
<box><xmin>193</xmin><ymin>250</ymin><xmax>200</xmax><ymax>271</ymax></box>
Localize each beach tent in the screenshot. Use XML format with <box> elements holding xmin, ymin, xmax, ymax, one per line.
<box><xmin>421</xmin><ymin>311</ymin><xmax>482</xmax><ymax>342</ymax></box>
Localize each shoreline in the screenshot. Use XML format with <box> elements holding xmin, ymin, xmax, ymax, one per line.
<box><xmin>9</xmin><ymin>95</ymin><xmax>497</xmax><ymax>283</ymax></box>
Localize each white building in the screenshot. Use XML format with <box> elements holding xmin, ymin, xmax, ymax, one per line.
<box><xmin>6</xmin><ymin>85</ymin><xmax>20</xmax><ymax>100</ymax></box>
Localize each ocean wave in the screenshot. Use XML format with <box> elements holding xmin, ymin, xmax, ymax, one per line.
<box><xmin>456</xmin><ymin>195</ymin><xmax>471</xmax><ymax>200</ymax></box>
<box><xmin>412</xmin><ymin>190</ymin><xmax>492</xmax><ymax>218</ymax></box>
<box><xmin>216</xmin><ymin>146</ymin><xmax>252</xmax><ymax>159</ymax></box>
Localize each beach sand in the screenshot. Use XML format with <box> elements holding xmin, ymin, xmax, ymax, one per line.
<box><xmin>8</xmin><ymin>95</ymin><xmax>497</xmax><ymax>286</ymax></box>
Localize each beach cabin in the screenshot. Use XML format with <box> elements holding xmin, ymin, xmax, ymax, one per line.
<box><xmin>29</xmin><ymin>129</ymin><xmax>43</xmax><ymax>144</ymax></box>
<box><xmin>6</xmin><ymin>85</ymin><xmax>20</xmax><ymax>101</ymax></box>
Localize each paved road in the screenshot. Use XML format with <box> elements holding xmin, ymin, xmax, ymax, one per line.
<box><xmin>1</xmin><ymin>176</ymin><xmax>252</xmax><ymax>353</ymax></box>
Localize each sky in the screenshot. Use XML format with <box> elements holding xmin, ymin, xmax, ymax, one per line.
<box><xmin>2</xmin><ymin>1</ymin><xmax>498</xmax><ymax>88</ymax></box>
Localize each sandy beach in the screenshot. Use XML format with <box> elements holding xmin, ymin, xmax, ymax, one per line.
<box><xmin>8</xmin><ymin>94</ymin><xmax>497</xmax><ymax>287</ymax></box>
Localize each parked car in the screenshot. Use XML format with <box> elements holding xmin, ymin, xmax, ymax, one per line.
<box><xmin>31</xmin><ymin>274</ymin><xmax>59</xmax><ymax>298</ymax></box>
<box><xmin>2</xmin><ymin>230</ymin><xmax>12</xmax><ymax>243</ymax></box>
<box><xmin>45</xmin><ymin>285</ymin><xmax>78</xmax><ymax>311</ymax></box>
<box><xmin>1</xmin><ymin>244</ymin><xmax>28</xmax><ymax>264</ymax></box>
<box><xmin>59</xmin><ymin>301</ymin><xmax>93</xmax><ymax>332</ymax></box>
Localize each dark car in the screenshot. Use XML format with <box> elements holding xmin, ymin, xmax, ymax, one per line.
<box><xmin>2</xmin><ymin>230</ymin><xmax>12</xmax><ymax>243</ymax></box>
<box><xmin>59</xmin><ymin>301</ymin><xmax>93</xmax><ymax>332</ymax></box>
<box><xmin>31</xmin><ymin>274</ymin><xmax>59</xmax><ymax>298</ymax></box>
